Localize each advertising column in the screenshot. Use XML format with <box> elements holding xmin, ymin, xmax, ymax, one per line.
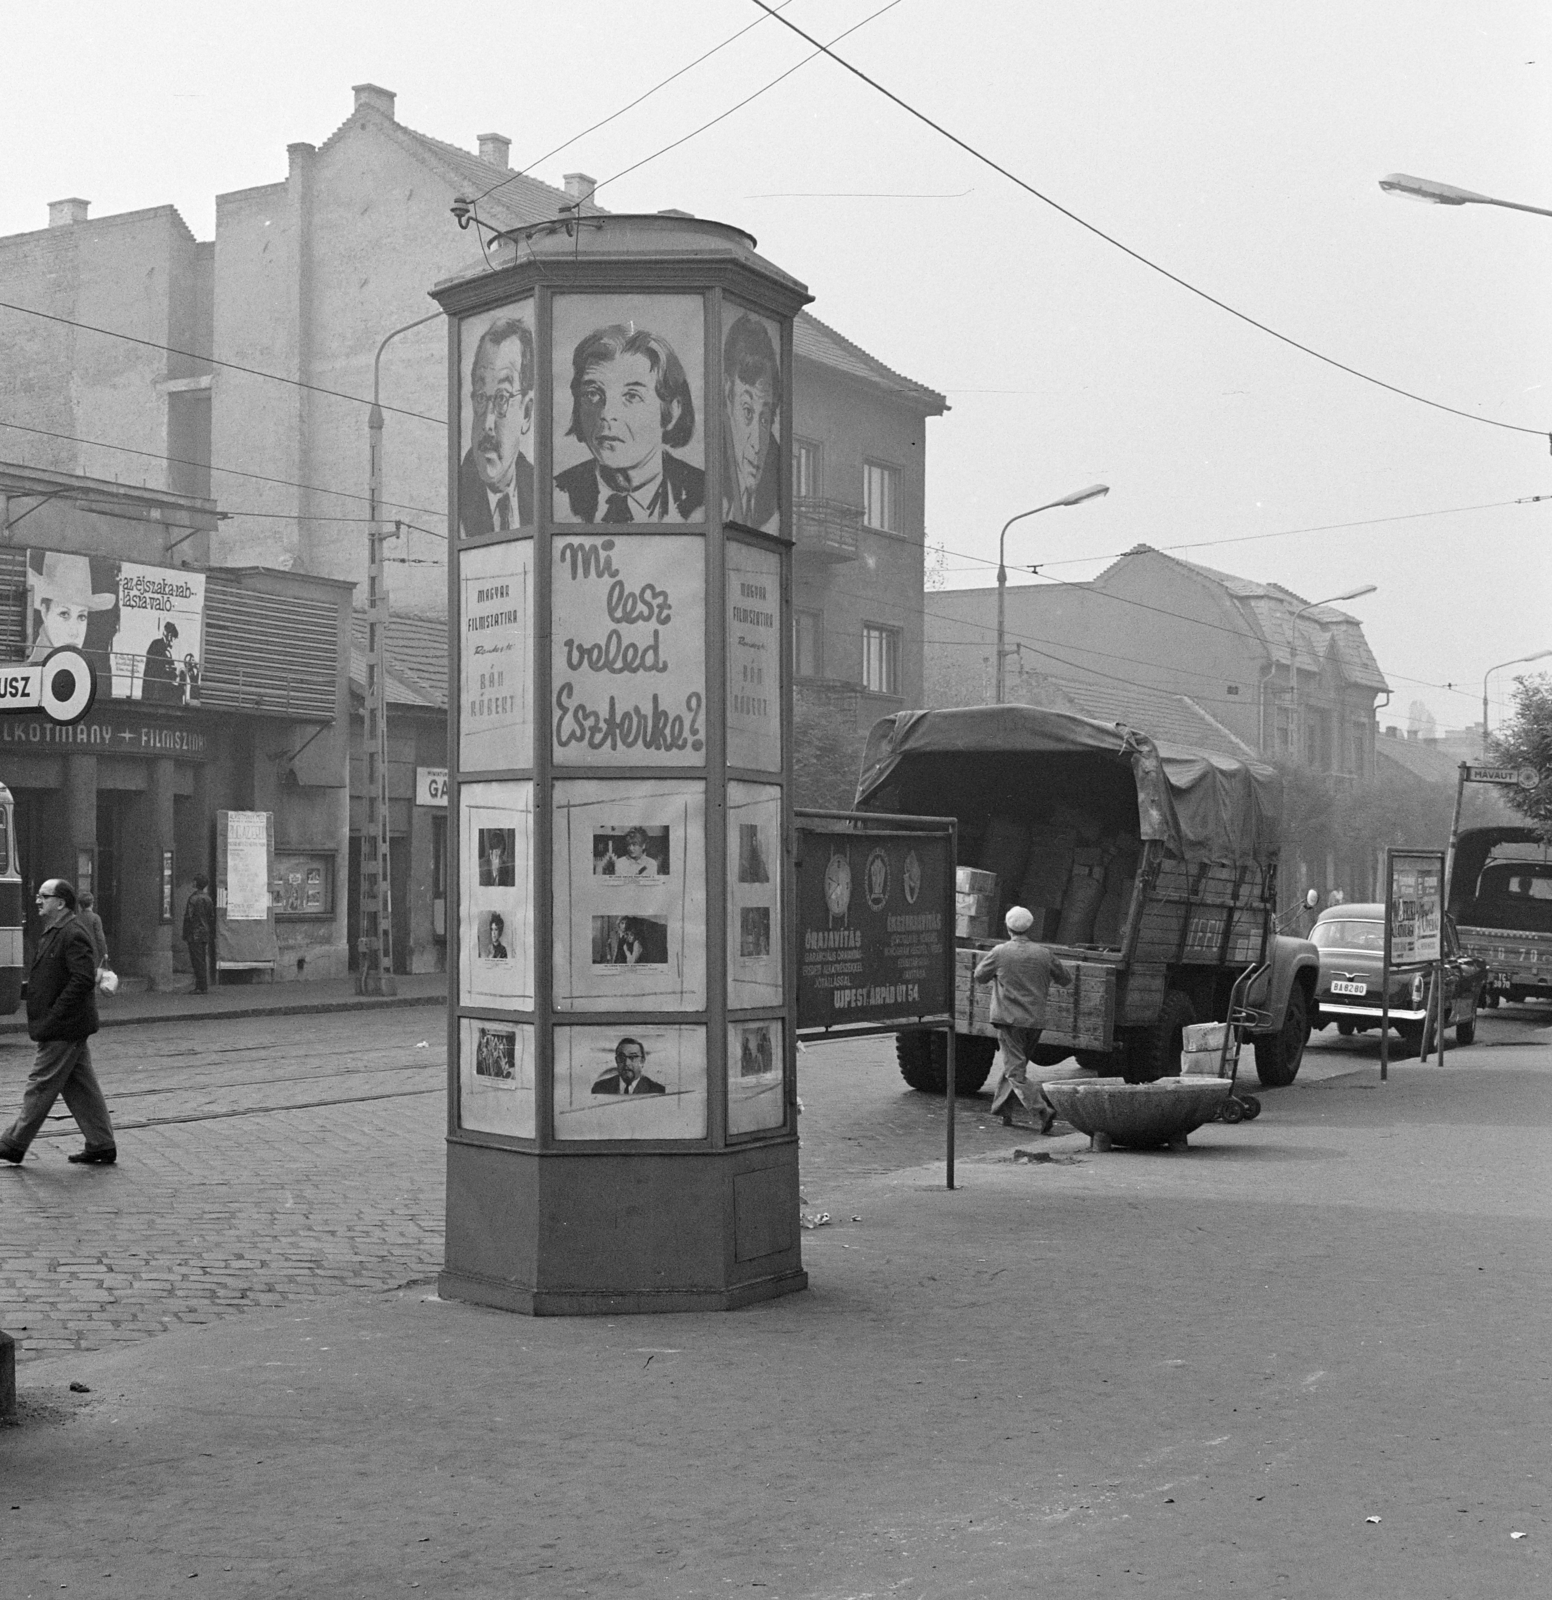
<box><xmin>436</xmin><ymin>216</ymin><xmax>811</xmax><ymax>1315</ymax></box>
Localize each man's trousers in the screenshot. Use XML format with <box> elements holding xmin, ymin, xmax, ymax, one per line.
<box><xmin>0</xmin><ymin>1038</ymin><xmax>115</xmax><ymax>1156</ymax></box>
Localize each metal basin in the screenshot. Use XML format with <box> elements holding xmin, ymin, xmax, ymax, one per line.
<box><xmin>1042</xmin><ymin>1078</ymin><xmax>1233</xmax><ymax>1149</ymax></box>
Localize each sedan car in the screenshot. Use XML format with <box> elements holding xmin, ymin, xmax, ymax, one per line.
<box><xmin>1310</xmin><ymin>903</ymin><xmax>1487</xmax><ymax>1051</ymax></box>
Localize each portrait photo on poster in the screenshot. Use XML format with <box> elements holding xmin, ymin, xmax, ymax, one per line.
<box><xmin>459</xmin><ymin>301</ymin><xmax>536</xmax><ymax>535</ymax></box>
<box><xmin>477</xmin><ymin>909</ymin><xmax>510</xmax><ymax>961</ymax></box>
<box><xmin>720</xmin><ymin>303</ymin><xmax>782</xmax><ymax>535</ymax></box>
<box><xmin>553</xmin><ymin>778</ymin><xmax>706</xmax><ymax>1011</ymax></box>
<box><xmin>478</xmin><ymin>828</ymin><xmax>516</xmax><ymax>886</ymax></box>
<box><xmin>459</xmin><ymin>782</ymin><xmax>534</xmax><ymax>1010</ymax></box>
<box><xmin>553</xmin><ymin>1024</ymin><xmax>708</xmax><ymax>1141</ymax></box>
<box><xmin>593</xmin><ymin>824</ymin><xmax>670</xmax><ymax>878</ymax></box>
<box><xmin>459</xmin><ymin>1017</ymin><xmax>534</xmax><ymax>1140</ymax></box>
<box><xmin>27</xmin><ymin>547</ymin><xmax>206</xmax><ymax>705</ymax></box>
<box><xmin>740</xmin><ymin>906</ymin><xmax>771</xmax><ymax>959</ymax></box>
<box><xmin>551</xmin><ymin>295</ymin><xmax>705</xmax><ymax>525</ymax></box>
<box><xmin>460</xmin><ymin>539</ymin><xmax>534</xmax><ymax>773</ymax></box>
<box><xmin>728</xmin><ymin>1019</ymin><xmax>784</xmax><ymax>1137</ymax></box>
<box><xmin>737</xmin><ymin>822</ymin><xmax>769</xmax><ymax>884</ymax></box>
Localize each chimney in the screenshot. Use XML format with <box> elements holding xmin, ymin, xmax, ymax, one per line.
<box><xmin>563</xmin><ymin>172</ymin><xmax>596</xmax><ymax>205</ymax></box>
<box><xmin>48</xmin><ymin>198</ymin><xmax>90</xmax><ymax>228</ymax></box>
<box><xmin>353</xmin><ymin>83</ymin><xmax>396</xmax><ymax>120</ymax></box>
<box><xmin>478</xmin><ymin>133</ymin><xmax>511</xmax><ymax>169</ymax></box>
<box><xmin>1384</xmin><ymin>726</ymin><xmax>1399</xmax><ymax>738</ymax></box>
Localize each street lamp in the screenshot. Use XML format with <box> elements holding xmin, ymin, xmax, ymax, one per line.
<box><xmin>1378</xmin><ymin>172</ymin><xmax>1552</xmax><ymax>219</ymax></box>
<box><xmin>1482</xmin><ymin>651</ymin><xmax>1552</xmax><ymax>757</ymax></box>
<box><xmin>1287</xmin><ymin>585</ymin><xmax>1376</xmax><ymax>765</ymax></box>
<box><xmin>994</xmin><ymin>483</ymin><xmax>1109</xmax><ymax>703</ymax></box>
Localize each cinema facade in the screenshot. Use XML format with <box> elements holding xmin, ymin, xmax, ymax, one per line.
<box><xmin>0</xmin><ymin>462</ymin><xmax>353</xmax><ymax>987</ymax></box>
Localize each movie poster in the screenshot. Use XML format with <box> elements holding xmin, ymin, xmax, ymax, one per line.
<box><xmin>552</xmin><ymin>1023</ymin><xmax>707</xmax><ymax>1142</ymax></box>
<box><xmin>551</xmin><ymin>294</ymin><xmax>705</xmax><ymax>526</ymax></box>
<box><xmin>551</xmin><ymin>533</ymin><xmax>705</xmax><ymax>768</ymax></box>
<box><xmin>727</xmin><ymin>781</ymin><xmax>782</xmax><ymax>1009</ymax></box>
<box><xmin>460</xmin><ymin>782</ymin><xmax>534</xmax><ymax>1009</ymax></box>
<box><xmin>720</xmin><ymin>301</ymin><xmax>782</xmax><ymax>536</ymax></box>
<box><xmin>460</xmin><ymin>540</ymin><xmax>533</xmax><ymax>773</ymax></box>
<box><xmin>458</xmin><ymin>1016</ymin><xmax>535</xmax><ymax>1139</ymax></box>
<box><xmin>728</xmin><ymin>1018</ymin><xmax>784</xmax><ymax>1136</ymax></box>
<box><xmin>551</xmin><ymin>778</ymin><xmax>706</xmax><ymax>1011</ymax></box>
<box><xmin>726</xmin><ymin>543</ymin><xmax>781</xmax><ymax>771</ymax></box>
<box><xmin>458</xmin><ymin>299</ymin><xmax>536</xmax><ymax>536</ymax></box>
<box><xmin>27</xmin><ymin>548</ymin><xmax>205</xmax><ymax>704</ymax></box>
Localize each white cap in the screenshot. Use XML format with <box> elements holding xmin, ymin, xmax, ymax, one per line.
<box><xmin>1005</xmin><ymin>906</ymin><xmax>1034</xmax><ymax>933</ymax></box>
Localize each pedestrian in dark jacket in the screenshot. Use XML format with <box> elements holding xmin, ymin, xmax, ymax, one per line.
<box><xmin>77</xmin><ymin>890</ymin><xmax>109</xmax><ymax>971</ymax></box>
<box><xmin>0</xmin><ymin>878</ymin><xmax>116</xmax><ymax>1165</ymax></box>
<box><xmin>183</xmin><ymin>874</ymin><xmax>216</xmax><ymax>992</ymax></box>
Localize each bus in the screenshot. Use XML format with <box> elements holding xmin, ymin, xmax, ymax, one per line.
<box><xmin>0</xmin><ymin>783</ymin><xmax>21</xmax><ymax>1013</ymax></box>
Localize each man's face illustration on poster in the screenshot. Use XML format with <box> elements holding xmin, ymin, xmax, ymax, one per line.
<box><xmin>726</xmin><ymin>372</ymin><xmax>775</xmax><ymax>495</ymax></box>
<box><xmin>471</xmin><ymin>331</ymin><xmax>533</xmax><ymax>493</ymax></box>
<box><xmin>576</xmin><ymin>352</ymin><xmax>674</xmax><ymax>478</ymax></box>
<box><xmin>615</xmin><ymin>1037</ymin><xmax>647</xmax><ymax>1086</ymax></box>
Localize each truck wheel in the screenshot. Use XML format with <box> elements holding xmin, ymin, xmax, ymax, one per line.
<box><xmin>1337</xmin><ymin>1020</ymin><xmax>1356</xmax><ymax>1037</ymax></box>
<box><xmin>1253</xmin><ymin>985</ymin><xmax>1308</xmax><ymax>1087</ymax></box>
<box><xmin>1397</xmin><ymin>1020</ymin><xmax>1424</xmax><ymax>1057</ymax></box>
<box><xmin>895</xmin><ymin>1032</ymin><xmax>996</xmax><ymax>1096</ymax></box>
<box><xmin>1030</xmin><ymin>1043</ymin><xmax>1074</xmax><ymax>1068</ymax></box>
<box><xmin>1485</xmin><ymin>989</ymin><xmax>1500</xmax><ymax>1009</ymax></box>
<box><xmin>1122</xmin><ymin>990</ymin><xmax>1195</xmax><ymax>1084</ymax></box>
<box><xmin>1075</xmin><ymin>1049</ymin><xmax>1120</xmax><ymax>1075</ymax></box>
<box><xmin>1456</xmin><ymin>1000</ymin><xmax>1477</xmax><ymax>1046</ymax></box>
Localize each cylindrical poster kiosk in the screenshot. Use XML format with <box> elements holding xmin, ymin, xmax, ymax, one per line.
<box><xmin>432</xmin><ymin>215</ymin><xmax>810</xmax><ymax>1313</ymax></box>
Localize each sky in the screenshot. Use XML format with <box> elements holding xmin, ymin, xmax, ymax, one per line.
<box><xmin>3</xmin><ymin>1</ymin><xmax>1549</xmax><ymax>734</ymax></box>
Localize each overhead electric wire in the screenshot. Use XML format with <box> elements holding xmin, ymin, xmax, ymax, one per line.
<box><xmin>589</xmin><ymin>1</ymin><xmax>904</xmax><ymax>201</ymax></box>
<box><xmin>0</xmin><ymin>299</ymin><xmax>444</xmax><ymax>426</ymax></box>
<box><xmin>749</xmin><ymin>0</ymin><xmax>1549</xmax><ymax>442</ymax></box>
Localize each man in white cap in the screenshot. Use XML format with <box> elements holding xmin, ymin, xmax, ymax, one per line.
<box><xmin>27</xmin><ymin>551</ymin><xmax>115</xmax><ymax>662</ymax></box>
<box><xmin>974</xmin><ymin>905</ymin><xmax>1073</xmax><ymax>1132</ymax></box>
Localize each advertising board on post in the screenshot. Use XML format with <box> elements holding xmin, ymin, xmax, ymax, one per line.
<box><xmin>1380</xmin><ymin>846</ymin><xmax>1445</xmax><ymax>1080</ymax></box>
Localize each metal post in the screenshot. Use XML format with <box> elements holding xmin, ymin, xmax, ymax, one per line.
<box><xmin>994</xmin><ymin>560</ymin><xmax>1006</xmax><ymax>704</ymax></box>
<box><xmin>1444</xmin><ymin>763</ymin><xmax>1467</xmax><ymax>908</ymax></box>
<box><xmin>945</xmin><ymin>1025</ymin><xmax>957</xmax><ymax>1190</ymax></box>
<box><xmin>1380</xmin><ymin>852</ymin><xmax>1391</xmax><ymax>1082</ymax></box>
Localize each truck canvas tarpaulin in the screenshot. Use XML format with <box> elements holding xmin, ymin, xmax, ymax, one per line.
<box><xmin>857</xmin><ymin>705</ymin><xmax>1283</xmax><ymax>867</ymax></box>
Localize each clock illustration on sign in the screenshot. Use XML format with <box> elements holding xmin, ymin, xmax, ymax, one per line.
<box><xmin>824</xmin><ymin>852</ymin><xmax>852</xmax><ymax>917</ymax></box>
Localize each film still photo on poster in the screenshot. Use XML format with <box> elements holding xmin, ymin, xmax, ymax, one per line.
<box><xmin>551</xmin><ymin>295</ymin><xmax>705</xmax><ymax>525</ymax></box>
<box><xmin>553</xmin><ymin>1025</ymin><xmax>707</xmax><ymax>1141</ymax></box>
<box><xmin>553</xmin><ymin>780</ymin><xmax>706</xmax><ymax>1011</ymax></box>
<box><xmin>729</xmin><ymin>1019</ymin><xmax>784</xmax><ymax>1137</ymax></box>
<box><xmin>459</xmin><ymin>1017</ymin><xmax>534</xmax><ymax>1140</ymax></box>
<box><xmin>460</xmin><ymin>540</ymin><xmax>533</xmax><ymax>773</ymax></box>
<box><xmin>728</xmin><ymin>782</ymin><xmax>782</xmax><ymax>1009</ymax></box>
<box><xmin>460</xmin><ymin>783</ymin><xmax>534</xmax><ymax>1010</ymax></box>
<box><xmin>27</xmin><ymin>548</ymin><xmax>205</xmax><ymax>703</ymax></box>
<box><xmin>459</xmin><ymin>301</ymin><xmax>536</xmax><ymax>535</ymax></box>
<box><xmin>720</xmin><ymin>304</ymin><xmax>782</xmax><ymax>535</ymax></box>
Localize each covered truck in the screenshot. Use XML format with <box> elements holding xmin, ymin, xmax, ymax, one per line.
<box><xmin>1449</xmin><ymin>826</ymin><xmax>1552</xmax><ymax>1004</ymax></box>
<box><xmin>853</xmin><ymin>705</ymin><xmax>1318</xmax><ymax>1092</ymax></box>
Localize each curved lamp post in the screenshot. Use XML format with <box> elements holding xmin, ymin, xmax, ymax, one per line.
<box><xmin>1482</xmin><ymin>651</ymin><xmax>1552</xmax><ymax>756</ymax></box>
<box><xmin>1379</xmin><ymin>172</ymin><xmax>1552</xmax><ymax>219</ymax></box>
<box><xmin>995</xmin><ymin>484</ymin><xmax>1109</xmax><ymax>703</ymax></box>
<box><xmin>1287</xmin><ymin>585</ymin><xmax>1376</xmax><ymax>766</ymax></box>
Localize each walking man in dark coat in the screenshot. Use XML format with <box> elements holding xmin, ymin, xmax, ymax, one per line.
<box><xmin>0</xmin><ymin>878</ymin><xmax>116</xmax><ymax>1165</ymax></box>
<box><xmin>183</xmin><ymin>874</ymin><xmax>216</xmax><ymax>992</ymax></box>
<box><xmin>975</xmin><ymin>905</ymin><xmax>1074</xmax><ymax>1132</ymax></box>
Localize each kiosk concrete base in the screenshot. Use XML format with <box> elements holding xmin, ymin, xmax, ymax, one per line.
<box><xmin>439</xmin><ymin>1139</ymin><xmax>807</xmax><ymax>1317</ymax></box>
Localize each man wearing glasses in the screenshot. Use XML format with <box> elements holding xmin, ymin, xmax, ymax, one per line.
<box><xmin>459</xmin><ymin>315</ymin><xmax>536</xmax><ymax>535</ymax></box>
<box><xmin>0</xmin><ymin>879</ymin><xmax>116</xmax><ymax>1166</ymax></box>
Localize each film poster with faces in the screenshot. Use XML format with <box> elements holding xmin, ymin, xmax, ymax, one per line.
<box><xmin>727</xmin><ymin>781</ymin><xmax>782</xmax><ymax>1010</ymax></box>
<box><xmin>460</xmin><ymin>541</ymin><xmax>533</xmax><ymax>773</ymax></box>
<box><xmin>552</xmin><ymin>778</ymin><xmax>706</xmax><ymax>1014</ymax></box>
<box><xmin>458</xmin><ymin>301</ymin><xmax>536</xmax><ymax>536</ymax></box>
<box><xmin>720</xmin><ymin>302</ymin><xmax>782</xmax><ymax>537</ymax></box>
<box><xmin>460</xmin><ymin>782</ymin><xmax>535</xmax><ymax>1010</ymax></box>
<box><xmin>552</xmin><ymin>1024</ymin><xmax>707</xmax><ymax>1142</ymax></box>
<box><xmin>459</xmin><ymin>1016</ymin><xmax>535</xmax><ymax>1140</ymax></box>
<box><xmin>728</xmin><ymin>1018</ymin><xmax>784</xmax><ymax>1136</ymax></box>
<box><xmin>726</xmin><ymin>544</ymin><xmax>781</xmax><ymax>772</ymax></box>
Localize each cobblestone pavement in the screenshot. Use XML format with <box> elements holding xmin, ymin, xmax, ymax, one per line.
<box><xmin>3</xmin><ymin>1002</ymin><xmax>1544</xmax><ymax>1363</ymax></box>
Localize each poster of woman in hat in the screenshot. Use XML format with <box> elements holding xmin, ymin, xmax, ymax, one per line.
<box><xmin>26</xmin><ymin>551</ymin><xmax>115</xmax><ymax>662</ymax></box>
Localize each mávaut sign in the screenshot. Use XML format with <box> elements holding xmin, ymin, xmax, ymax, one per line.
<box><xmin>795</xmin><ymin>822</ymin><xmax>954</xmax><ymax>1030</ymax></box>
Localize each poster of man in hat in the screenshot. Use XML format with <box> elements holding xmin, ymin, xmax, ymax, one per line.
<box><xmin>26</xmin><ymin>548</ymin><xmax>207</xmax><ymax>704</ymax></box>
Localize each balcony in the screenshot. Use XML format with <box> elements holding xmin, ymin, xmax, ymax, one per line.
<box><xmin>793</xmin><ymin>497</ymin><xmax>861</xmax><ymax>564</ymax></box>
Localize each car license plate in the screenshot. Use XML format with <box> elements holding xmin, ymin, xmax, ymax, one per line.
<box><xmin>1330</xmin><ymin>980</ymin><xmax>1367</xmax><ymax>997</ymax></box>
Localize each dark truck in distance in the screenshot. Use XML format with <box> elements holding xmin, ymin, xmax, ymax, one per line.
<box><xmin>853</xmin><ymin>705</ymin><xmax>1319</xmax><ymax>1092</ymax></box>
<box><xmin>1449</xmin><ymin>827</ymin><xmax>1552</xmax><ymax>1005</ymax></box>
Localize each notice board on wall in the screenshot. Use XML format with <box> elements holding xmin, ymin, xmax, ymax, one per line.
<box><xmin>216</xmin><ymin>809</ymin><xmax>278</xmax><ymax>970</ymax></box>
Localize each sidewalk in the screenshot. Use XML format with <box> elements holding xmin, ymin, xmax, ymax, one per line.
<box><xmin>3</xmin><ymin>1051</ymin><xmax>1549</xmax><ymax>1598</ymax></box>
<box><xmin>0</xmin><ymin>970</ymin><xmax>446</xmax><ymax>1035</ymax></box>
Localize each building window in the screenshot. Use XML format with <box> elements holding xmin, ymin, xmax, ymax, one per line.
<box><xmin>1273</xmin><ymin>703</ymin><xmax>1292</xmax><ymax>756</ymax></box>
<box><xmin>862</xmin><ymin>624</ymin><xmax>900</xmax><ymax>695</ymax></box>
<box><xmin>794</xmin><ymin>609</ymin><xmax>823</xmax><ymax>678</ymax></box>
<box><xmin>863</xmin><ymin>461</ymin><xmax>899</xmax><ymax>532</ymax></box>
<box><xmin>794</xmin><ymin>439</ymin><xmax>822</xmax><ymax>499</ymax></box>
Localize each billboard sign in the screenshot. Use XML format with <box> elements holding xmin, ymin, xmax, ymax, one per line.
<box><xmin>27</xmin><ymin>549</ymin><xmax>205</xmax><ymax>705</ymax></box>
<box><xmin>1387</xmin><ymin>849</ymin><xmax>1444</xmax><ymax>966</ymax></box>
